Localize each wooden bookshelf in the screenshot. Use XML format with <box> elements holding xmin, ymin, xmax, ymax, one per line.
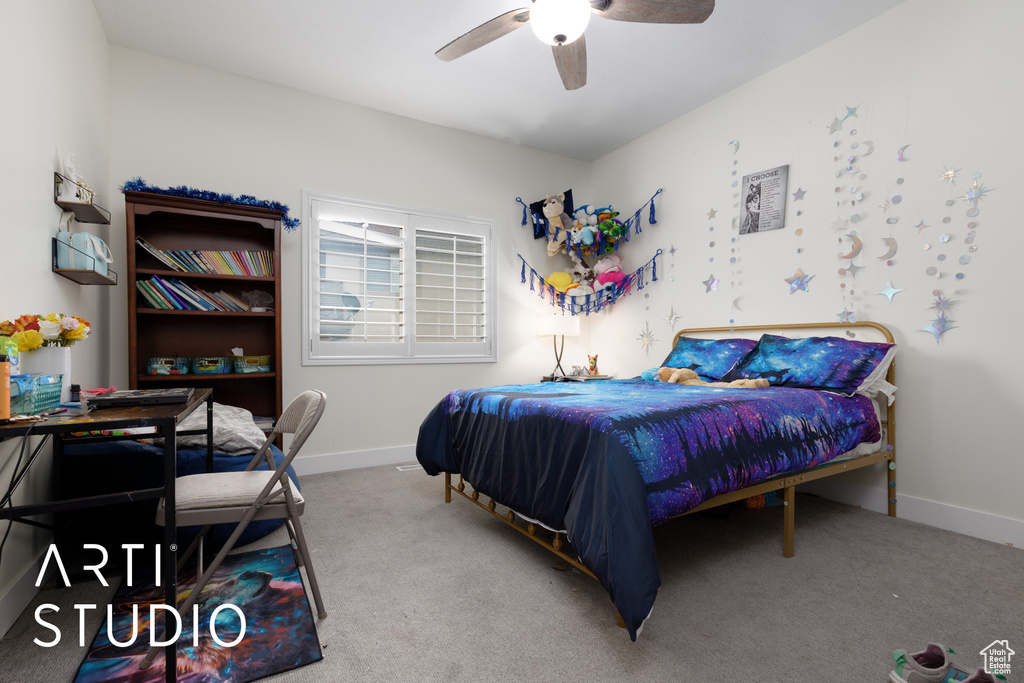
<box><xmin>124</xmin><ymin>191</ymin><xmax>282</xmax><ymax>421</ymax></box>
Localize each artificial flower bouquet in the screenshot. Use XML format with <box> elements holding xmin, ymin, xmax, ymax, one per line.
<box><xmin>0</xmin><ymin>313</ymin><xmax>91</xmax><ymax>351</ymax></box>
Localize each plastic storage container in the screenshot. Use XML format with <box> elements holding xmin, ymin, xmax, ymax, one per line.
<box><xmin>146</xmin><ymin>357</ymin><xmax>191</xmax><ymax>375</ymax></box>
<box><xmin>10</xmin><ymin>373</ymin><xmax>63</xmax><ymax>415</ymax></box>
<box><xmin>191</xmin><ymin>357</ymin><xmax>232</xmax><ymax>374</ymax></box>
<box><xmin>231</xmin><ymin>355</ymin><xmax>271</xmax><ymax>373</ymax></box>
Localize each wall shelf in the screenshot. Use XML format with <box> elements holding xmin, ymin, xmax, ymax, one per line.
<box><xmin>53</xmin><ymin>172</ymin><xmax>110</xmax><ymax>224</ymax></box>
<box><xmin>51</xmin><ymin>237</ymin><xmax>117</xmax><ymax>285</ymax></box>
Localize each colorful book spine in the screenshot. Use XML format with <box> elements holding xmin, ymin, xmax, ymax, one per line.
<box><xmin>166</xmin><ymin>278</ymin><xmax>212</xmax><ymax>310</ymax></box>
<box><xmin>135</xmin><ymin>280</ymin><xmax>168</xmax><ymax>309</ymax></box>
<box><xmin>150</xmin><ymin>276</ymin><xmax>186</xmax><ymax>309</ymax></box>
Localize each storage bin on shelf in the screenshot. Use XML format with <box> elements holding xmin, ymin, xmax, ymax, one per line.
<box><xmin>191</xmin><ymin>357</ymin><xmax>232</xmax><ymax>374</ymax></box>
<box><xmin>146</xmin><ymin>357</ymin><xmax>191</xmax><ymax>376</ymax></box>
<box><xmin>231</xmin><ymin>355</ymin><xmax>271</xmax><ymax>374</ymax></box>
<box><xmin>10</xmin><ymin>373</ymin><xmax>63</xmax><ymax>415</ymax></box>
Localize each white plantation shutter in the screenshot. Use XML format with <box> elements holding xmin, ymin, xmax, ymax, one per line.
<box><xmin>304</xmin><ymin>192</ymin><xmax>495</xmax><ymax>364</ymax></box>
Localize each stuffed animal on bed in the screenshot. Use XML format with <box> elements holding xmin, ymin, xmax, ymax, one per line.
<box><xmin>657</xmin><ymin>366</ymin><xmax>769</xmax><ymax>389</ymax></box>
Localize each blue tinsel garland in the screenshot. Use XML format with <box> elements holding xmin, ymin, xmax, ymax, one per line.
<box><xmin>120</xmin><ymin>177</ymin><xmax>299</xmax><ymax>232</ymax></box>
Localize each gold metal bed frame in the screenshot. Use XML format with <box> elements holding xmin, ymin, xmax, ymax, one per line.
<box><xmin>442</xmin><ymin>321</ymin><xmax>897</xmax><ymax>616</ymax></box>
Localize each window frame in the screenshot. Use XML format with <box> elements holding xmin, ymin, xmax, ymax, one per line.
<box><xmin>301</xmin><ymin>190</ymin><xmax>497</xmax><ymax>366</ymax></box>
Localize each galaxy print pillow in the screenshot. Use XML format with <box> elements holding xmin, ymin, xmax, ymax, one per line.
<box><xmin>659</xmin><ymin>337</ymin><xmax>758</xmax><ymax>382</ymax></box>
<box><xmin>725</xmin><ymin>334</ymin><xmax>896</xmax><ymax>396</ymax></box>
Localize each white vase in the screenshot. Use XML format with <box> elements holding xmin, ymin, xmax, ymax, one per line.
<box><xmin>23</xmin><ymin>346</ymin><xmax>73</xmax><ymax>403</ymax></box>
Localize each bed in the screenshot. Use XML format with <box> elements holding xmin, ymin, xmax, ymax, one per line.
<box><xmin>416</xmin><ymin>321</ymin><xmax>897</xmax><ymax>639</ymax></box>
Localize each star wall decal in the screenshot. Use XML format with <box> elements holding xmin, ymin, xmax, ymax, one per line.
<box><xmin>784</xmin><ymin>268</ymin><xmax>814</xmax><ymax>294</ymax></box>
<box><xmin>930</xmin><ymin>292</ymin><xmax>959</xmax><ymax>312</ymax></box>
<box><xmin>830</xmin><ymin>217</ymin><xmax>850</xmax><ymax>232</ymax></box>
<box><xmin>837</xmin><ymin>307</ymin><xmax>858</xmax><ymax>323</ymax></box>
<box><xmin>669</xmin><ymin>244</ymin><xmax>677</xmax><ymax>256</ymax></box>
<box><xmin>792</xmin><ymin>188</ymin><xmax>806</xmax><ymax>201</ymax></box>
<box><xmin>827</xmin><ymin>117</ymin><xmax>844</xmax><ymax>134</ymax></box>
<box><xmin>920</xmin><ymin>314</ymin><xmax>956</xmax><ymax>343</ymax></box>
<box><xmin>637</xmin><ymin>322</ymin><xmax>657</xmax><ymax>354</ymax></box>
<box><xmin>940</xmin><ymin>165</ymin><xmax>961</xmax><ymax>184</ymax></box>
<box><xmin>879</xmin><ymin>199</ymin><xmax>891</xmax><ymax>212</ymax></box>
<box><xmin>963</xmin><ymin>179</ymin><xmax>993</xmax><ymax>209</ymax></box>
<box><xmin>702</xmin><ymin>274</ymin><xmax>720</xmax><ymax>293</ymax></box>
<box><xmin>844</xmin><ymin>261</ymin><xmax>865</xmax><ymax>278</ymax></box>
<box><xmin>707</xmin><ymin>208</ymin><xmax>717</xmax><ymax>219</ymax></box>
<box><xmin>915</xmin><ymin>220</ymin><xmax>930</xmax><ymax>234</ymax></box>
<box><xmin>844</xmin><ymin>104</ymin><xmax>860</xmax><ymax>120</ymax></box>
<box><xmin>879</xmin><ymin>281</ymin><xmax>906</xmax><ymax>302</ymax></box>
<box><xmin>664</xmin><ymin>306</ymin><xmax>681</xmax><ymax>329</ymax></box>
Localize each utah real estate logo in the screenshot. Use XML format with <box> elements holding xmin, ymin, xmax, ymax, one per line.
<box><xmin>980</xmin><ymin>640</ymin><xmax>1014</xmax><ymax>677</ymax></box>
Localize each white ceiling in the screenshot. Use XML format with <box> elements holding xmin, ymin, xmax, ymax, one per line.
<box><xmin>91</xmin><ymin>0</ymin><xmax>905</xmax><ymax>162</ymax></box>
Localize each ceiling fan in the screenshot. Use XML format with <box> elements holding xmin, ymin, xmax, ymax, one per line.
<box><xmin>436</xmin><ymin>0</ymin><xmax>715</xmax><ymax>91</ymax></box>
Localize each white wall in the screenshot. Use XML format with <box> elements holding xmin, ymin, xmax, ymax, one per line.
<box><xmin>106</xmin><ymin>48</ymin><xmax>592</xmax><ymax>463</ymax></box>
<box><xmin>0</xmin><ymin>0</ymin><xmax>110</xmax><ymax>633</ymax></box>
<box><xmin>588</xmin><ymin>0</ymin><xmax>1024</xmax><ymax>530</ymax></box>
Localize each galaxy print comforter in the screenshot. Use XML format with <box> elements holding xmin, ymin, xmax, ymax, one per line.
<box><xmin>416</xmin><ymin>379</ymin><xmax>880</xmax><ymax>640</ymax></box>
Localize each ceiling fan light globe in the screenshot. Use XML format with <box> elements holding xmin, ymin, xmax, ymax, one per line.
<box><xmin>529</xmin><ymin>0</ymin><xmax>591</xmax><ymax>46</ymax></box>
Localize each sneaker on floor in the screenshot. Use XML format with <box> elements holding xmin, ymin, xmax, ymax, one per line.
<box><xmin>963</xmin><ymin>668</ymin><xmax>1008</xmax><ymax>683</ymax></box>
<box><xmin>889</xmin><ymin>643</ymin><xmax>972</xmax><ymax>683</ymax></box>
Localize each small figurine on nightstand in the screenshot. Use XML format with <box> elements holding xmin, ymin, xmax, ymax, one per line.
<box><xmin>588</xmin><ymin>354</ymin><xmax>599</xmax><ymax>376</ymax></box>
<box><xmin>571</xmin><ymin>365</ymin><xmax>584</xmax><ymax>377</ymax></box>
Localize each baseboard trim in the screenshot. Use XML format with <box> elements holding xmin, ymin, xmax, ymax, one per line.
<box><xmin>0</xmin><ymin>550</ymin><xmax>44</xmax><ymax>640</ymax></box>
<box><xmin>800</xmin><ymin>478</ymin><xmax>1023</xmax><ymax>549</ymax></box>
<box><xmin>291</xmin><ymin>444</ymin><xmax>416</xmax><ymax>476</ymax></box>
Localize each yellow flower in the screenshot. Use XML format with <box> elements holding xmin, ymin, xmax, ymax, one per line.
<box><xmin>14</xmin><ymin>329</ymin><xmax>43</xmax><ymax>352</ymax></box>
<box><xmin>0</xmin><ymin>320</ymin><xmax>14</xmax><ymax>336</ymax></box>
<box><xmin>44</xmin><ymin>313</ymin><xmax>61</xmax><ymax>323</ymax></box>
<box><xmin>64</xmin><ymin>323</ymin><xmax>89</xmax><ymax>341</ymax></box>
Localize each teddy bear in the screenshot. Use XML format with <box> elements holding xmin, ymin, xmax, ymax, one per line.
<box><xmin>657</xmin><ymin>367</ymin><xmax>769</xmax><ymax>389</ymax></box>
<box><xmin>543</xmin><ymin>193</ymin><xmax>572</xmax><ymax>257</ymax></box>
<box><xmin>592</xmin><ymin>253</ymin><xmax>628</xmax><ymax>290</ymax></box>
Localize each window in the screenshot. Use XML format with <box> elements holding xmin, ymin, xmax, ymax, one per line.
<box><xmin>302</xmin><ymin>191</ymin><xmax>496</xmax><ymax>365</ymax></box>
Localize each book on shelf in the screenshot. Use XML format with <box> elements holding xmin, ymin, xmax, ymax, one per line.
<box><xmin>147</xmin><ymin>276</ymin><xmax>185</xmax><ymax>309</ymax></box>
<box><xmin>164</xmin><ymin>278</ymin><xmax>213</xmax><ymax>311</ymax></box>
<box><xmin>136</xmin><ymin>237</ymin><xmax>183</xmax><ymax>272</ymax></box>
<box><xmin>137</xmin><ymin>237</ymin><xmax>274</xmax><ymax>277</ymax></box>
<box><xmin>136</xmin><ymin>280</ymin><xmax>169</xmax><ymax>309</ymax></box>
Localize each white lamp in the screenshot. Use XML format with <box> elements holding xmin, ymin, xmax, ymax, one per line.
<box><xmin>530</xmin><ymin>0</ymin><xmax>592</xmax><ymax>46</ymax></box>
<box><xmin>538</xmin><ymin>313</ymin><xmax>581</xmax><ymax>380</ymax></box>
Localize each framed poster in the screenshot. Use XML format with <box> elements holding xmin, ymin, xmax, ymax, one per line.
<box><xmin>740</xmin><ymin>164</ymin><xmax>789</xmax><ymax>234</ymax></box>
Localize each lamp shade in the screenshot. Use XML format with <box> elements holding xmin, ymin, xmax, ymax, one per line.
<box><xmin>537</xmin><ymin>314</ymin><xmax>580</xmax><ymax>337</ymax></box>
<box><xmin>529</xmin><ymin>0</ymin><xmax>591</xmax><ymax>46</ymax></box>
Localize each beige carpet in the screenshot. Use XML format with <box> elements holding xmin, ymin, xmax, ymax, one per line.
<box><xmin>2</xmin><ymin>463</ymin><xmax>1021</xmax><ymax>682</ymax></box>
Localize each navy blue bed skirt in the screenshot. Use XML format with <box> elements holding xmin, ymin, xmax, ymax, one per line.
<box><xmin>60</xmin><ymin>440</ymin><xmax>298</xmax><ymax>552</ymax></box>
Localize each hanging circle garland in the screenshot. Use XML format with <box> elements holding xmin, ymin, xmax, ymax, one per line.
<box><xmin>120</xmin><ymin>177</ymin><xmax>300</xmax><ymax>232</ymax></box>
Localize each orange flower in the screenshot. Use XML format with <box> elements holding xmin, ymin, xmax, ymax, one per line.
<box><xmin>72</xmin><ymin>315</ymin><xmax>91</xmax><ymax>328</ymax></box>
<box><xmin>14</xmin><ymin>314</ymin><xmax>38</xmax><ymax>331</ymax></box>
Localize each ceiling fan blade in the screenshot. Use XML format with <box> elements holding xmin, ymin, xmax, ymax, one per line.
<box><xmin>552</xmin><ymin>35</ymin><xmax>587</xmax><ymax>91</ymax></box>
<box><xmin>436</xmin><ymin>8</ymin><xmax>532</xmax><ymax>62</ymax></box>
<box><xmin>592</xmin><ymin>0</ymin><xmax>714</xmax><ymax>24</ymax></box>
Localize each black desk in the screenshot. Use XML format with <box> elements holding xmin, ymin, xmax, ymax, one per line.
<box><xmin>0</xmin><ymin>388</ymin><xmax>213</xmax><ymax>683</ymax></box>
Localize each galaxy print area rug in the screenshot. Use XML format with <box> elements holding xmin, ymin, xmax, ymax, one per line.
<box><xmin>73</xmin><ymin>546</ymin><xmax>322</xmax><ymax>683</ymax></box>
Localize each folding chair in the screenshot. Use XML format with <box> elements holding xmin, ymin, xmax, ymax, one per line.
<box><xmin>140</xmin><ymin>390</ymin><xmax>328</xmax><ymax>670</ymax></box>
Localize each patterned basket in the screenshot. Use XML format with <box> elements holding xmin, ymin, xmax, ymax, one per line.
<box><xmin>10</xmin><ymin>374</ymin><xmax>63</xmax><ymax>415</ymax></box>
<box><xmin>146</xmin><ymin>357</ymin><xmax>191</xmax><ymax>376</ymax></box>
<box><xmin>232</xmin><ymin>355</ymin><xmax>271</xmax><ymax>374</ymax></box>
<box><xmin>191</xmin><ymin>357</ymin><xmax>232</xmax><ymax>374</ymax></box>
